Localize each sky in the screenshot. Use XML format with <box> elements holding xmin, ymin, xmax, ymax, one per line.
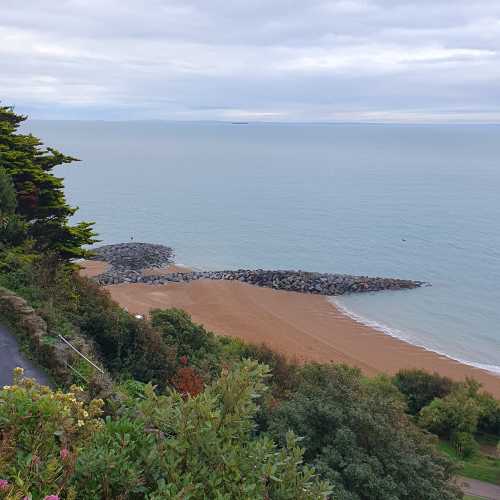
<box><xmin>1</xmin><ymin>0</ymin><xmax>500</xmax><ymax>123</ymax></box>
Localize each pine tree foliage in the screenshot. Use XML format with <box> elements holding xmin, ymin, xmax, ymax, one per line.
<box><xmin>0</xmin><ymin>105</ymin><xmax>96</xmax><ymax>258</ymax></box>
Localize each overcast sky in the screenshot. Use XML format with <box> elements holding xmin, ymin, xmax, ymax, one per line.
<box><xmin>1</xmin><ymin>0</ymin><xmax>500</xmax><ymax>122</ymax></box>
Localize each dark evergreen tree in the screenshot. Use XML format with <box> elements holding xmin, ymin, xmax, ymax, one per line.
<box><xmin>0</xmin><ymin>105</ymin><xmax>96</xmax><ymax>258</ymax></box>
<box><xmin>0</xmin><ymin>167</ymin><xmax>26</xmax><ymax>247</ymax></box>
<box><xmin>267</xmin><ymin>364</ymin><xmax>462</xmax><ymax>500</ymax></box>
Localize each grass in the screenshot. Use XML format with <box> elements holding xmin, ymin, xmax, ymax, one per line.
<box><xmin>438</xmin><ymin>440</ymin><xmax>500</xmax><ymax>485</ymax></box>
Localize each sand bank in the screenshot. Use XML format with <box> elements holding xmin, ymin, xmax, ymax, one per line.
<box><xmin>104</xmin><ymin>278</ymin><xmax>500</xmax><ymax>397</ymax></box>
<box><xmin>78</xmin><ymin>260</ymin><xmax>190</xmax><ymax>279</ymax></box>
<box><xmin>142</xmin><ymin>264</ymin><xmax>193</xmax><ymax>275</ymax></box>
<box><xmin>78</xmin><ymin>260</ymin><xmax>109</xmax><ymax>277</ymax></box>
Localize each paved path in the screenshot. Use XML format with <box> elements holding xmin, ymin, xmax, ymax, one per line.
<box><xmin>458</xmin><ymin>476</ymin><xmax>500</xmax><ymax>499</ymax></box>
<box><xmin>0</xmin><ymin>323</ymin><xmax>51</xmax><ymax>386</ymax></box>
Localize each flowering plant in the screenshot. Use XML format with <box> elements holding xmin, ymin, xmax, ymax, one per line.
<box><xmin>0</xmin><ymin>368</ymin><xmax>103</xmax><ymax>499</ymax></box>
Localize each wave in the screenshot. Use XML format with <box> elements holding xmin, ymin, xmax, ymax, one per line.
<box><xmin>329</xmin><ymin>297</ymin><xmax>500</xmax><ymax>377</ymax></box>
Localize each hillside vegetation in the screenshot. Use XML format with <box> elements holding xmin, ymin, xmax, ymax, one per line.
<box><xmin>1</xmin><ymin>104</ymin><xmax>499</xmax><ymax>499</ymax></box>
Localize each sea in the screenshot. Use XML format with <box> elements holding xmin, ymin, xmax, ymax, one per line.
<box><xmin>23</xmin><ymin>120</ymin><xmax>500</xmax><ymax>375</ymax></box>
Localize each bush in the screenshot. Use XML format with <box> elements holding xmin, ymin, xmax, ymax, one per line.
<box><xmin>476</xmin><ymin>392</ymin><xmax>500</xmax><ymax>435</ymax></box>
<box><xmin>150</xmin><ymin>308</ymin><xmax>221</xmax><ymax>370</ymax></box>
<box><xmin>267</xmin><ymin>363</ymin><xmax>462</xmax><ymax>500</ymax></box>
<box><xmin>418</xmin><ymin>387</ymin><xmax>480</xmax><ymax>438</ymax></box>
<box><xmin>451</xmin><ymin>432</ymin><xmax>479</xmax><ymax>459</ymax></box>
<box><xmin>72</xmin><ymin>278</ymin><xmax>177</xmax><ymax>388</ymax></box>
<box><xmin>393</xmin><ymin>369</ymin><xmax>456</xmax><ymax>414</ymax></box>
<box><xmin>1</xmin><ymin>363</ymin><xmax>331</xmax><ymax>499</ymax></box>
<box><xmin>0</xmin><ymin>369</ymin><xmax>104</xmax><ymax>499</ymax></box>
<box><xmin>73</xmin><ymin>417</ymin><xmax>155</xmax><ymax>499</ymax></box>
<box><xmin>172</xmin><ymin>366</ymin><xmax>205</xmax><ymax>397</ymax></box>
<box><xmin>236</xmin><ymin>343</ymin><xmax>300</xmax><ymax>397</ymax></box>
<box><xmin>73</xmin><ymin>361</ymin><xmax>330</xmax><ymax>499</ymax></box>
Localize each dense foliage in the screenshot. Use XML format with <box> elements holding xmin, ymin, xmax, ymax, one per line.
<box><xmin>0</xmin><ymin>364</ymin><xmax>330</xmax><ymax>499</ymax></box>
<box><xmin>266</xmin><ymin>365</ymin><xmax>461</xmax><ymax>500</ymax></box>
<box><xmin>3</xmin><ymin>105</ymin><xmax>499</xmax><ymax>498</ymax></box>
<box><xmin>417</xmin><ymin>378</ymin><xmax>500</xmax><ymax>458</ymax></box>
<box><xmin>393</xmin><ymin>369</ymin><xmax>456</xmax><ymax>414</ymax></box>
<box><xmin>0</xmin><ymin>168</ymin><xmax>26</xmax><ymax>249</ymax></box>
<box><xmin>0</xmin><ymin>105</ymin><xmax>96</xmax><ymax>259</ymax></box>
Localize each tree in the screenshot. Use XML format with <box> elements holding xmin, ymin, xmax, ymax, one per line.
<box><xmin>267</xmin><ymin>364</ymin><xmax>462</xmax><ymax>500</ymax></box>
<box><xmin>150</xmin><ymin>308</ymin><xmax>221</xmax><ymax>372</ymax></box>
<box><xmin>0</xmin><ymin>105</ymin><xmax>96</xmax><ymax>258</ymax></box>
<box><xmin>393</xmin><ymin>369</ymin><xmax>456</xmax><ymax>414</ymax></box>
<box><xmin>0</xmin><ymin>166</ymin><xmax>16</xmax><ymax>213</ymax></box>
<box><xmin>418</xmin><ymin>387</ymin><xmax>480</xmax><ymax>438</ymax></box>
<box><xmin>0</xmin><ymin>167</ymin><xmax>26</xmax><ymax>247</ymax></box>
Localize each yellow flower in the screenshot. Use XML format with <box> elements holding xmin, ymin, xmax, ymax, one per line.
<box><xmin>14</xmin><ymin>367</ymin><xmax>24</xmax><ymax>375</ymax></box>
<box><xmin>83</xmin><ymin>410</ymin><xmax>89</xmax><ymax>418</ymax></box>
<box><xmin>77</xmin><ymin>420</ymin><xmax>85</xmax><ymax>427</ymax></box>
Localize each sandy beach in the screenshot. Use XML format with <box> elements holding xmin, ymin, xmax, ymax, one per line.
<box><xmin>76</xmin><ymin>259</ymin><xmax>500</xmax><ymax>397</ymax></box>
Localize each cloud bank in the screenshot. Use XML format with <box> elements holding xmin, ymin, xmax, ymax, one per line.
<box><xmin>1</xmin><ymin>0</ymin><xmax>499</xmax><ymax>122</ymax></box>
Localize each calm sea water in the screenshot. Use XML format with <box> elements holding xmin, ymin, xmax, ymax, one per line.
<box><xmin>24</xmin><ymin>121</ymin><xmax>500</xmax><ymax>374</ymax></box>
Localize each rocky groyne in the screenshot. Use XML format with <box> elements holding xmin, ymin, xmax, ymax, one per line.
<box><xmin>89</xmin><ymin>243</ymin><xmax>425</xmax><ymax>296</ymax></box>
<box><xmin>89</xmin><ymin>242</ymin><xmax>174</xmax><ymax>270</ymax></box>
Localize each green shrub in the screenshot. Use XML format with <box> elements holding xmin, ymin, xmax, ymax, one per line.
<box><xmin>236</xmin><ymin>342</ymin><xmax>300</xmax><ymax>397</ymax></box>
<box><xmin>150</xmin><ymin>308</ymin><xmax>221</xmax><ymax>371</ymax></box>
<box><xmin>393</xmin><ymin>369</ymin><xmax>456</xmax><ymax>414</ymax></box>
<box><xmin>71</xmin><ymin>360</ymin><xmax>331</xmax><ymax>499</ymax></box>
<box><xmin>71</xmin><ymin>278</ymin><xmax>177</xmax><ymax>388</ymax></box>
<box><xmin>476</xmin><ymin>393</ymin><xmax>500</xmax><ymax>435</ymax></box>
<box><xmin>267</xmin><ymin>363</ymin><xmax>462</xmax><ymax>500</ymax></box>
<box><xmin>73</xmin><ymin>417</ymin><xmax>154</xmax><ymax>499</ymax></box>
<box><xmin>0</xmin><ymin>369</ymin><xmax>104</xmax><ymax>499</ymax></box>
<box><xmin>418</xmin><ymin>383</ymin><xmax>482</xmax><ymax>439</ymax></box>
<box><xmin>451</xmin><ymin>432</ymin><xmax>479</xmax><ymax>459</ymax></box>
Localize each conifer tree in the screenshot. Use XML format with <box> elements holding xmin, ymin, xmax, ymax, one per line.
<box><xmin>0</xmin><ymin>105</ymin><xmax>96</xmax><ymax>258</ymax></box>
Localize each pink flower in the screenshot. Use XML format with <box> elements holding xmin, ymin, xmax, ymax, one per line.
<box><xmin>60</xmin><ymin>448</ymin><xmax>69</xmax><ymax>460</ymax></box>
<box><xmin>0</xmin><ymin>479</ymin><xmax>9</xmax><ymax>491</ymax></box>
<box><xmin>44</xmin><ymin>496</ymin><xmax>60</xmax><ymax>500</ymax></box>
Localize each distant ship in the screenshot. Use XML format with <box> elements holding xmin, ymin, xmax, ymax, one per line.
<box><xmin>231</xmin><ymin>122</ymin><xmax>249</xmax><ymax>125</ymax></box>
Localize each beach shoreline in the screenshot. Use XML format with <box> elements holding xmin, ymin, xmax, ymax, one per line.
<box><xmin>77</xmin><ymin>258</ymin><xmax>500</xmax><ymax>397</ymax></box>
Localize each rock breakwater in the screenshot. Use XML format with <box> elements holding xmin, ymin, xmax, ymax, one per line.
<box><xmin>89</xmin><ymin>242</ymin><xmax>174</xmax><ymax>270</ymax></box>
<box><xmin>89</xmin><ymin>243</ymin><xmax>425</xmax><ymax>296</ymax></box>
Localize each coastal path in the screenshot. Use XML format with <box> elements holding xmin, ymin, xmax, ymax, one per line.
<box><xmin>0</xmin><ymin>323</ymin><xmax>51</xmax><ymax>386</ymax></box>
<box><xmin>458</xmin><ymin>476</ymin><xmax>500</xmax><ymax>500</ymax></box>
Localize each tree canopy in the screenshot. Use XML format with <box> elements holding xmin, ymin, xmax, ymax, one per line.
<box><xmin>0</xmin><ymin>105</ymin><xmax>96</xmax><ymax>258</ymax></box>
<box><xmin>266</xmin><ymin>364</ymin><xmax>462</xmax><ymax>500</ymax></box>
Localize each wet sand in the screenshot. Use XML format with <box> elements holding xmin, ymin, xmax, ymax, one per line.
<box><xmin>103</xmin><ymin>278</ymin><xmax>500</xmax><ymax>397</ymax></box>
<box><xmin>78</xmin><ymin>260</ymin><xmax>109</xmax><ymax>277</ymax></box>
<box><xmin>142</xmin><ymin>264</ymin><xmax>193</xmax><ymax>275</ymax></box>
<box><xmin>77</xmin><ymin>261</ymin><xmax>190</xmax><ymax>278</ymax></box>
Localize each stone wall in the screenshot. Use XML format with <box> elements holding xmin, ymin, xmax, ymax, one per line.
<box><xmin>0</xmin><ymin>286</ymin><xmax>112</xmax><ymax>395</ymax></box>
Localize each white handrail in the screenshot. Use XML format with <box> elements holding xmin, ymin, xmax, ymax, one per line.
<box><xmin>58</xmin><ymin>334</ymin><xmax>105</xmax><ymax>374</ymax></box>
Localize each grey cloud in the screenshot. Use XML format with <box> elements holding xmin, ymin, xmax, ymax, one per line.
<box><xmin>1</xmin><ymin>0</ymin><xmax>499</xmax><ymax>121</ymax></box>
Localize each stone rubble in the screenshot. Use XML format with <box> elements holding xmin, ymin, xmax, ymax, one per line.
<box><xmin>89</xmin><ymin>243</ymin><xmax>426</xmax><ymax>296</ymax></box>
